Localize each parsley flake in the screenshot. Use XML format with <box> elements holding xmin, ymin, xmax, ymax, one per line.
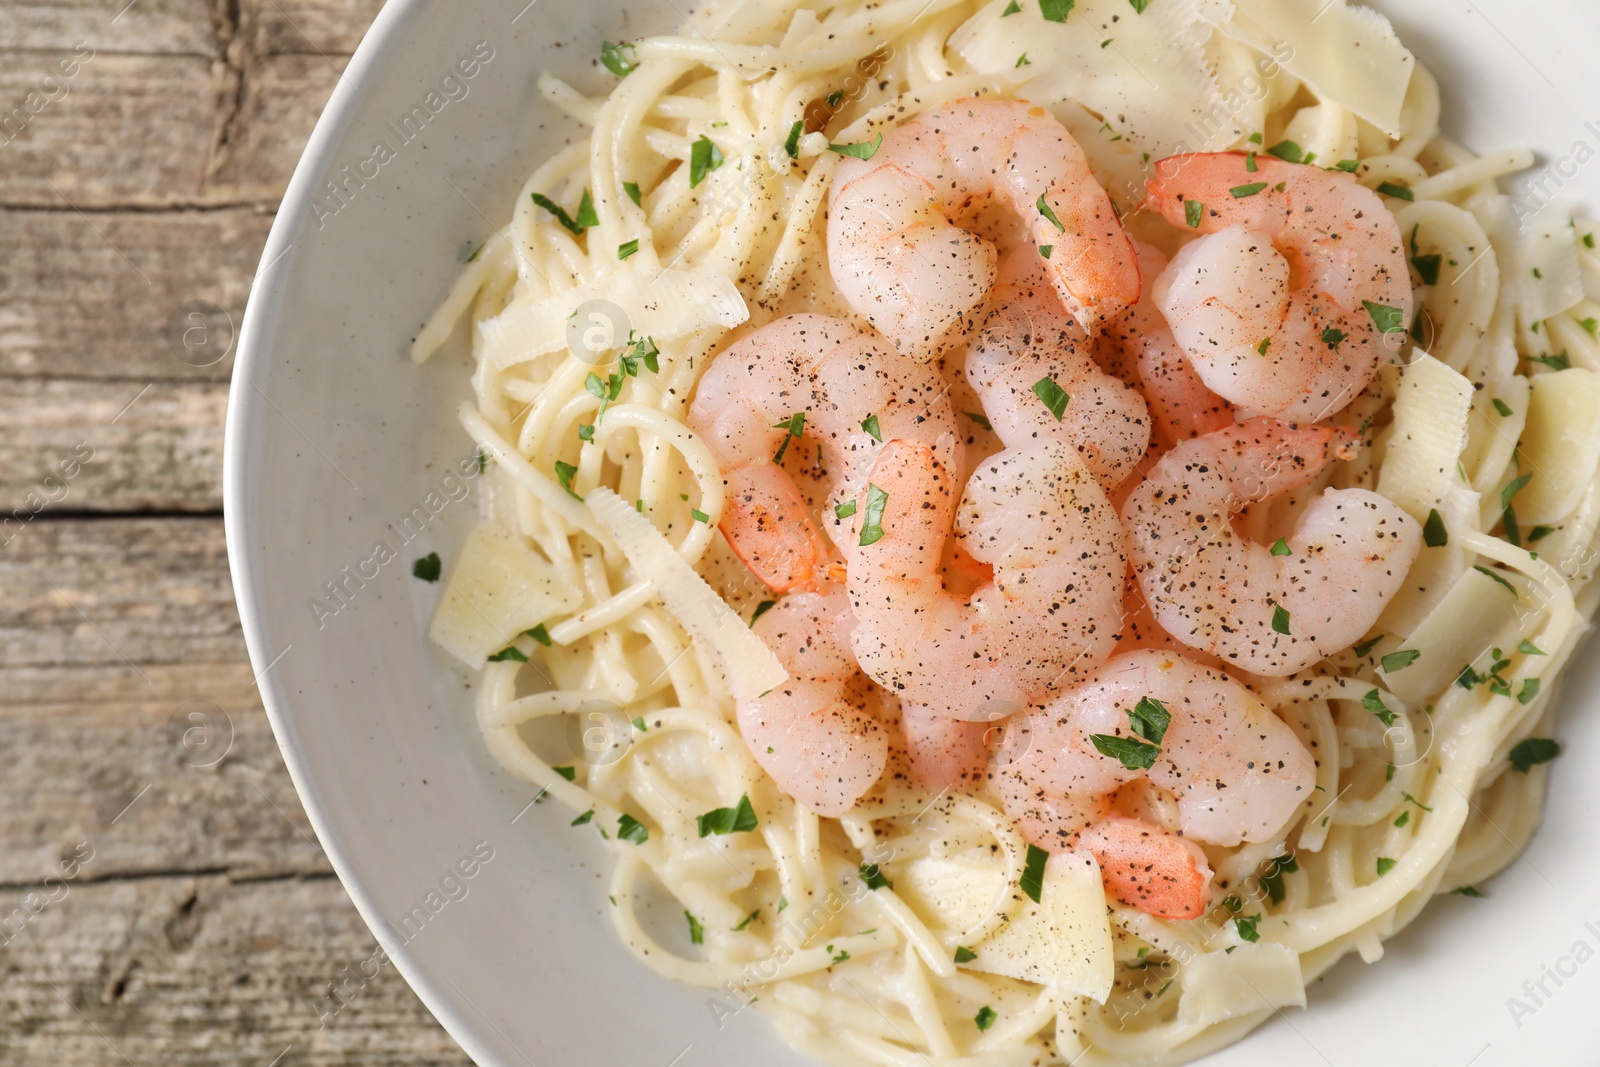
<box><xmin>1033</xmin><ymin>376</ymin><xmax>1070</xmax><ymax>420</ymax></box>
<box><xmin>1020</xmin><ymin>844</ymin><xmax>1048</xmax><ymax>903</ymax></box>
<box><xmin>859</xmin><ymin>483</ymin><xmax>890</xmax><ymax>547</ymax></box>
<box><xmin>1380</xmin><ymin>648</ymin><xmax>1421</xmax><ymax>673</ymax></box>
<box><xmin>412</xmin><ymin>552</ymin><xmax>441</xmax><ymax>582</ymax></box>
<box><xmin>828</xmin><ymin>133</ymin><xmax>884</xmax><ymax>160</ymax></box>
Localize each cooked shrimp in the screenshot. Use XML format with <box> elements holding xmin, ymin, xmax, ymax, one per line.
<box><xmin>965</xmin><ymin>247</ymin><xmax>1151</xmax><ymax>488</ymax></box>
<box><xmin>739</xmin><ymin>590</ymin><xmax>888</xmax><ymax>816</ymax></box>
<box><xmin>846</xmin><ymin>439</ymin><xmax>1126</xmax><ymax>723</ymax></box>
<box><xmin>995</xmin><ymin>650</ymin><xmax>1315</xmax><ymax>918</ymax></box>
<box><xmin>1099</xmin><ymin>241</ymin><xmax>1232</xmax><ymax>450</ymax></box>
<box><xmin>1145</xmin><ymin>152</ymin><xmax>1411</xmax><ymax>423</ymax></box>
<box><xmin>899</xmin><ymin>703</ymin><xmax>991</xmax><ymax>794</ymax></box>
<box><xmin>828</xmin><ymin>99</ymin><xmax>1140</xmax><ymax>356</ymax></box>
<box><xmin>1122</xmin><ymin>418</ymin><xmax>1422</xmax><ymax>675</ymax></box>
<box><xmin>687</xmin><ymin>314</ymin><xmax>959</xmax><ymax>594</ymax></box>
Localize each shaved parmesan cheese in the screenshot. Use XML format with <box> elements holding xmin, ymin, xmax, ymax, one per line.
<box><xmin>1278</xmin><ymin>102</ymin><xmax>1359</xmax><ymax>167</ymax></box>
<box><xmin>1383</xmin><ymin>565</ymin><xmax>1523</xmax><ymax>705</ymax></box>
<box><xmin>1378</xmin><ymin>483</ymin><xmax>1476</xmax><ymax>637</ymax></box>
<box><xmin>1513</xmin><ymin>204</ymin><xmax>1585</xmax><ymax>327</ymax></box>
<box><xmin>586</xmin><ymin>488</ymin><xmax>785</xmax><ymax>701</ymax></box>
<box><xmin>1378</xmin><ymin>353</ymin><xmax>1473</xmax><ymax>521</ymax></box>
<box><xmin>428</xmin><ymin>522</ymin><xmax>584</xmax><ymax>668</ymax></box>
<box><xmin>1206</xmin><ymin>0</ymin><xmax>1414</xmax><ymax>137</ymax></box>
<box><xmin>1176</xmin><ymin>943</ymin><xmax>1306</xmax><ymax>1027</ymax></box>
<box><xmin>904</xmin><ymin>850</ymin><xmax>1112</xmax><ymax>1002</ymax></box>
<box><xmin>1518</xmin><ymin>369</ymin><xmax>1600</xmax><ymax>525</ymax></box>
<box><xmin>479</xmin><ymin>268</ymin><xmax>748</xmax><ymax>370</ymax></box>
<box><xmin>952</xmin><ymin>0</ymin><xmax>1236</xmax><ymax>160</ymax></box>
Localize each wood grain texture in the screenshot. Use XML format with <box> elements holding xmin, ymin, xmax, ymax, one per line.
<box><xmin>0</xmin><ymin>207</ymin><xmax>269</xmax><ymax>382</ymax></box>
<box><xmin>0</xmin><ymin>0</ymin><xmax>476</xmax><ymax>1058</ymax></box>
<box><xmin>0</xmin><ymin>380</ymin><xmax>224</xmax><ymax>512</ymax></box>
<box><xmin>0</xmin><ymin>661</ymin><xmax>330</xmax><ymax>883</ymax></box>
<box><xmin>0</xmin><ymin>875</ymin><xmax>472</xmax><ymax>1065</ymax></box>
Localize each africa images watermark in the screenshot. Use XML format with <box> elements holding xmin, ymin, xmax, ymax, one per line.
<box><xmin>307</xmin><ymin>840</ymin><xmax>497</xmax><ymax>1027</ymax></box>
<box><xmin>0</xmin><ymin>42</ymin><xmax>95</xmax><ymax>147</ymax></box>
<box><xmin>310</xmin><ymin>41</ymin><xmax>497</xmax><ymax>229</ymax></box>
<box><xmin>306</xmin><ymin>450</ymin><xmax>485</xmax><ymax>629</ymax></box>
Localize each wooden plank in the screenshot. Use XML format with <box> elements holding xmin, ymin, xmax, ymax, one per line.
<box><xmin>242</xmin><ymin>0</ymin><xmax>385</xmax><ymax>57</ymax></box>
<box><xmin>0</xmin><ymin>874</ymin><xmax>471</xmax><ymax>1065</ymax></box>
<box><xmin>207</xmin><ymin>53</ymin><xmax>345</xmax><ymax>204</ymax></box>
<box><xmin>0</xmin><ymin>51</ymin><xmax>218</xmax><ymax>208</ymax></box>
<box><xmin>1</xmin><ymin>0</ymin><xmax>219</xmax><ymax>56</ymax></box>
<box><xmin>0</xmin><ymin>662</ymin><xmax>331</xmax><ymax>883</ymax></box>
<box><xmin>0</xmin><ymin>519</ymin><xmax>237</xmax><ymax>668</ymax></box>
<box><xmin>0</xmin><ymin>207</ymin><xmax>270</xmax><ymax>382</ymax></box>
<box><xmin>0</xmin><ymin>381</ymin><xmax>224</xmax><ymax>513</ymax></box>
<box><xmin>0</xmin><ymin>51</ymin><xmax>340</xmax><ymax>208</ymax></box>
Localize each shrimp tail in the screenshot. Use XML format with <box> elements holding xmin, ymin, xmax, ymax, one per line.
<box><xmin>1078</xmin><ymin>818</ymin><xmax>1214</xmax><ymax>921</ymax></box>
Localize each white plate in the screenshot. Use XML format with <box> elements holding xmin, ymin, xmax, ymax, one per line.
<box><xmin>224</xmin><ymin>2</ymin><xmax>1600</xmax><ymax>1063</ymax></box>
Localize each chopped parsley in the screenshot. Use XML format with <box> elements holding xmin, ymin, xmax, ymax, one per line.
<box><xmin>955</xmin><ymin>946</ymin><xmax>978</xmax><ymax>963</ymax></box>
<box><xmin>834</xmin><ymin>500</ymin><xmax>857</xmax><ymax>519</ymax></box>
<box><xmin>1394</xmin><ymin>810</ymin><xmax>1410</xmax><ymax>828</ymax></box>
<box><xmin>1377</xmin><ymin>181</ymin><xmax>1415</xmax><ymax>201</ymax></box>
<box><xmin>1235</xmin><ymin>914</ymin><xmax>1261</xmax><ymax>942</ymax></box>
<box><xmin>1128</xmin><ymin>0</ymin><xmax>1150</xmax><ymax>11</ymax></box>
<box><xmin>1265</xmin><ymin>140</ymin><xmax>1303</xmax><ymax>164</ymax></box>
<box><xmin>1127</xmin><ymin>696</ymin><xmax>1170</xmax><ymax>745</ymax></box>
<box><xmin>1375</xmin><ymin>857</ymin><xmax>1397</xmax><ymax>877</ymax></box>
<box><xmin>1333</xmin><ymin>159</ymin><xmax>1361</xmax><ymax>173</ymax></box>
<box><xmin>1259</xmin><ymin>853</ymin><xmax>1299</xmax><ymax>905</ymax></box>
<box><xmin>772</xmin><ymin>411</ymin><xmax>806</xmax><ymax>463</ymax></box>
<box><xmin>1015</xmin><ymin>52</ymin><xmax>1031</xmax><ymax>67</ymax></box>
<box><xmin>686</xmin><ymin>911</ymin><xmax>705</xmax><ymax>944</ymax></box>
<box><xmin>553</xmin><ymin>766</ymin><xmax>577</xmax><ymax>781</ymax></box>
<box><xmin>974</xmin><ymin>1006</ymin><xmax>997</xmax><ymax>1031</ymax></box>
<box><xmin>1039</xmin><ymin>244</ymin><xmax>1053</xmax><ymax>258</ymax></box>
<box><xmin>860</xmin><ymin>414</ymin><xmax>883</xmax><ymax>441</ymax></box>
<box><xmin>623</xmin><ymin>181</ymin><xmax>642</xmax><ymax>206</ymax></box>
<box><xmin>689</xmin><ymin>136</ymin><xmax>724</xmax><ymax>188</ymax></box>
<box><xmin>412</xmin><ymin>552</ymin><xmax>442</xmax><ymax>582</ymax></box>
<box><xmin>1257</xmin><ymin>337</ymin><xmax>1272</xmax><ymax>355</ymax></box>
<box><xmin>1230</xmin><ymin>181</ymin><xmax>1268</xmax><ymax>199</ymax></box>
<box><xmin>1518</xmin><ymin>677</ymin><xmax>1541</xmax><ymax>705</ymax></box>
<box><xmin>1036</xmin><ymin>195</ymin><xmax>1067</xmax><ymax>232</ymax></box>
<box><xmin>1270</xmin><ymin>537</ymin><xmax>1292</xmax><ymax>556</ymax></box>
<box><xmin>859</xmin><ymin>483</ymin><xmax>889</xmax><ymax>547</ymax></box>
<box><xmin>1184</xmin><ymin>199</ymin><xmax>1204</xmax><ymax>228</ymax></box>
<box><xmin>1380</xmin><ymin>648</ymin><xmax>1421</xmax><ymax>673</ymax></box>
<box><xmin>1362</xmin><ymin>688</ymin><xmax>1397</xmax><ymax>727</ymax></box>
<box><xmin>1039</xmin><ymin>0</ymin><xmax>1074</xmax><ymax>21</ymax></box>
<box><xmin>1423</xmin><ymin>507</ymin><xmax>1448</xmax><ymax>547</ymax></box>
<box><xmin>1453</xmin><ymin>885</ymin><xmax>1486</xmax><ymax>898</ymax></box>
<box><xmin>1271</xmin><ymin>604</ymin><xmax>1291</xmax><ymax>635</ymax></box>
<box><xmin>691</xmin><ymin>508</ymin><xmax>710</xmax><ymax>523</ymax></box>
<box><xmin>601</xmin><ymin>41</ymin><xmax>637</xmax><ymax>77</ymax></box>
<box><xmin>1584</xmin><ymin>317</ymin><xmax>1599</xmax><ymax>335</ymax></box>
<box><xmin>829</xmin><ymin>946</ymin><xmax>850</xmax><ymax>965</ymax></box>
<box><xmin>1409</xmin><ymin>225</ymin><xmax>1443</xmax><ymax>286</ymax></box>
<box><xmin>697</xmin><ymin>794</ymin><xmax>759</xmax><ymax>837</ymax></box>
<box><xmin>1363</xmin><ymin>301</ymin><xmax>1405</xmax><ymax>334</ymax></box>
<box><xmin>1353</xmin><ymin>635</ymin><xmax>1385</xmax><ymax>658</ymax></box>
<box><xmin>750</xmin><ymin>599</ymin><xmax>776</xmax><ymax>625</ymax></box>
<box><xmin>632</xmin><ymin>716</ymin><xmax>648</xmax><ymax>733</ymax></box>
<box><xmin>1032</xmin><ymin>376</ymin><xmax>1070</xmax><ymax>421</ymax></box>
<box><xmin>734</xmin><ymin>910</ymin><xmax>760</xmax><ymax>931</ymax></box>
<box><xmin>1091</xmin><ymin>733</ymin><xmax>1160</xmax><ymax>770</ymax></box>
<box><xmin>554</xmin><ymin>460</ymin><xmax>583</xmax><ymax>500</ymax></box>
<box><xmin>784</xmin><ymin>120</ymin><xmax>803</xmax><ymax>161</ymax></box>
<box><xmin>617</xmin><ymin>813</ymin><xmax>650</xmax><ymax>844</ymax></box>
<box><xmin>621</xmin><ymin>332</ymin><xmax>660</xmax><ymax>374</ymax></box>
<box><xmin>1020</xmin><ymin>844</ymin><xmax>1048</xmax><ymax>903</ymax></box>
<box><xmin>1529</xmin><ymin>351</ymin><xmax>1572</xmax><ymax>370</ymax></box>
<box><xmin>571</xmin><ymin>810</ymin><xmax>594</xmax><ymax>826</ymax></box>
<box><xmin>486</xmin><ymin>644</ymin><xmax>529</xmax><ymax>663</ymax></box>
<box><xmin>531</xmin><ymin>190</ymin><xmax>596</xmax><ymax>236</ymax></box>
<box><xmin>1245</xmin><ymin>151</ymin><xmax>1258</xmax><ymax>173</ymax></box>
<box><xmin>828</xmin><ymin>133</ymin><xmax>884</xmax><ymax>160</ymax></box>
<box><xmin>964</xmin><ymin>411</ymin><xmax>993</xmax><ymax>431</ymax></box>
<box><xmin>578</xmin><ymin>423</ymin><xmax>594</xmax><ymax>442</ymax></box>
<box><xmin>859</xmin><ymin>863</ymin><xmax>893</xmax><ymax>890</ymax></box>
<box><xmin>1474</xmin><ymin>565</ymin><xmax>1517</xmax><ymax>595</ymax></box>
<box><xmin>525</xmin><ymin>625</ymin><xmax>553</xmax><ymax>646</ymax></box>
<box><xmin>1002</xmin><ymin>0</ymin><xmax>1021</xmax><ymax>13</ymax></box>
<box><xmin>1509</xmin><ymin>737</ymin><xmax>1560</xmax><ymax>773</ymax></box>
<box><xmin>1492</xmin><ymin>397</ymin><xmax>1513</xmax><ymax>417</ymax></box>
<box><xmin>617</xmin><ymin>238</ymin><xmax>640</xmax><ymax>260</ymax></box>
<box><xmin>1519</xmin><ymin>639</ymin><xmax>1546</xmax><ymax>656</ymax></box>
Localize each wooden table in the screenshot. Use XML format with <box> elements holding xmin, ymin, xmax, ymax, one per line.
<box><xmin>1</xmin><ymin>3</ymin><xmax>471</xmax><ymax>1062</ymax></box>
